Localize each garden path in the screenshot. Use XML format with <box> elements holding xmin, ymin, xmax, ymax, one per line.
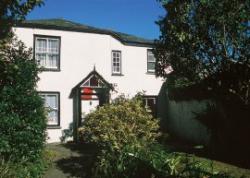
<box><xmin>43</xmin><ymin>143</ymin><xmax>95</xmax><ymax>178</ymax></box>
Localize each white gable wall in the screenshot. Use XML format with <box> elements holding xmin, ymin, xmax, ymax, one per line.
<box><xmin>14</xmin><ymin>27</ymin><xmax>163</xmax><ymax>142</ymax></box>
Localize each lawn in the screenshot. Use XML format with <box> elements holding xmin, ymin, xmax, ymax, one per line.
<box><xmin>44</xmin><ymin>143</ymin><xmax>250</xmax><ymax>178</ymax></box>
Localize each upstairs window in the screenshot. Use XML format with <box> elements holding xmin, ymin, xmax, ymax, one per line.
<box><xmin>34</xmin><ymin>35</ymin><xmax>60</xmax><ymax>71</ymax></box>
<box><xmin>40</xmin><ymin>92</ymin><xmax>60</xmax><ymax>127</ymax></box>
<box><xmin>147</xmin><ymin>49</ymin><xmax>156</xmax><ymax>73</ymax></box>
<box><xmin>112</xmin><ymin>50</ymin><xmax>122</xmax><ymax>75</ymax></box>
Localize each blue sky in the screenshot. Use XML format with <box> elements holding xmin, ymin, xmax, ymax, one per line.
<box><xmin>27</xmin><ymin>0</ymin><xmax>166</xmax><ymax>40</ymax></box>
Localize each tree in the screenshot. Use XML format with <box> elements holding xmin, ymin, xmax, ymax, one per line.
<box><xmin>155</xmin><ymin>0</ymin><xmax>250</xmax><ymax>105</ymax></box>
<box><xmin>0</xmin><ymin>37</ymin><xmax>47</xmax><ymax>161</ymax></box>
<box><xmin>155</xmin><ymin>1</ymin><xmax>250</xmax><ymax>166</ymax></box>
<box><xmin>0</xmin><ymin>0</ymin><xmax>46</xmax><ymax>163</ymax></box>
<box><xmin>0</xmin><ymin>0</ymin><xmax>43</xmax><ymax>39</ymax></box>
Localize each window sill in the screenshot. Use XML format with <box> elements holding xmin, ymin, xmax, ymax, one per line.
<box><xmin>112</xmin><ymin>73</ymin><xmax>124</xmax><ymax>76</ymax></box>
<box><xmin>146</xmin><ymin>72</ymin><xmax>155</xmax><ymax>75</ymax></box>
<box><xmin>47</xmin><ymin>126</ymin><xmax>61</xmax><ymax>129</ymax></box>
<box><xmin>39</xmin><ymin>68</ymin><xmax>61</xmax><ymax>72</ymax></box>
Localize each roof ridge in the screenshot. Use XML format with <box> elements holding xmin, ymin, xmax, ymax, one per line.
<box><xmin>17</xmin><ymin>18</ymin><xmax>154</xmax><ymax>47</ymax></box>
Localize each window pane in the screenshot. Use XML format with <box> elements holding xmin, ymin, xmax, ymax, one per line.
<box><xmin>82</xmin><ymin>79</ymin><xmax>90</xmax><ymax>87</ymax></box>
<box><xmin>48</xmin><ymin>55</ymin><xmax>58</xmax><ymax>68</ymax></box>
<box><xmin>148</xmin><ymin>56</ymin><xmax>156</xmax><ymax>62</ymax></box>
<box><xmin>47</xmin><ymin>110</ymin><xmax>58</xmax><ymax>125</ymax></box>
<box><xmin>148</xmin><ymin>62</ymin><xmax>155</xmax><ymax>71</ymax></box>
<box><xmin>36</xmin><ymin>53</ymin><xmax>46</xmax><ymax>66</ymax></box>
<box><xmin>47</xmin><ymin>95</ymin><xmax>57</xmax><ymax>109</ymax></box>
<box><xmin>114</xmin><ymin>66</ymin><xmax>120</xmax><ymax>73</ymax></box>
<box><xmin>36</xmin><ymin>39</ymin><xmax>47</xmax><ymax>53</ymax></box>
<box><xmin>48</xmin><ymin>39</ymin><xmax>59</xmax><ymax>54</ymax></box>
<box><xmin>148</xmin><ymin>50</ymin><xmax>156</xmax><ymax>62</ymax></box>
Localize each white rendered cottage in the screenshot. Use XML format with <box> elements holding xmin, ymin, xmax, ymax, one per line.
<box><xmin>14</xmin><ymin>19</ymin><xmax>163</xmax><ymax>143</ymax></box>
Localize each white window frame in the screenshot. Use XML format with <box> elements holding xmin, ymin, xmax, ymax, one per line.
<box><xmin>143</xmin><ymin>96</ymin><xmax>157</xmax><ymax>117</ymax></box>
<box><xmin>40</xmin><ymin>92</ymin><xmax>60</xmax><ymax>127</ymax></box>
<box><xmin>34</xmin><ymin>35</ymin><xmax>60</xmax><ymax>70</ymax></box>
<box><xmin>111</xmin><ymin>50</ymin><xmax>122</xmax><ymax>75</ymax></box>
<box><xmin>147</xmin><ymin>49</ymin><xmax>156</xmax><ymax>73</ymax></box>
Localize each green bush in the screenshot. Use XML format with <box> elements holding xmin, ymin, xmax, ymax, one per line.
<box><xmin>79</xmin><ymin>95</ymin><xmax>160</xmax><ymax>152</ymax></box>
<box><xmin>78</xmin><ymin>95</ymin><xmax>160</xmax><ymax>177</ymax></box>
<box><xmin>0</xmin><ymin>37</ymin><xmax>46</xmax><ymax>162</ymax></box>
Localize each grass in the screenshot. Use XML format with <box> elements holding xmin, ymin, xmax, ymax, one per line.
<box><xmin>43</xmin><ymin>143</ymin><xmax>250</xmax><ymax>178</ymax></box>
<box><xmin>179</xmin><ymin>153</ymin><xmax>250</xmax><ymax>178</ymax></box>
<box><xmin>0</xmin><ymin>149</ymin><xmax>54</xmax><ymax>178</ymax></box>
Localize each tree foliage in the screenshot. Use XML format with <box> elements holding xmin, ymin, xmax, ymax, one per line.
<box><xmin>0</xmin><ymin>0</ymin><xmax>43</xmax><ymax>39</ymax></box>
<box><xmin>155</xmin><ymin>0</ymin><xmax>250</xmax><ymax>105</ymax></box>
<box><xmin>0</xmin><ymin>0</ymin><xmax>47</xmax><ymax>176</ymax></box>
<box><xmin>0</xmin><ymin>37</ymin><xmax>46</xmax><ymax>162</ymax></box>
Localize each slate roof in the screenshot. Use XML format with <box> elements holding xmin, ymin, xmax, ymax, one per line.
<box><xmin>16</xmin><ymin>18</ymin><xmax>154</xmax><ymax>47</ymax></box>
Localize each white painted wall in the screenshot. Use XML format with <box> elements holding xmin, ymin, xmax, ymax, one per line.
<box><xmin>14</xmin><ymin>27</ymin><xmax>164</xmax><ymax>143</ymax></box>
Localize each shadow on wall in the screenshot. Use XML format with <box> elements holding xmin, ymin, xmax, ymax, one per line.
<box><xmin>167</xmin><ymin>99</ymin><xmax>212</xmax><ymax>145</ymax></box>
<box><xmin>158</xmin><ymin>81</ymin><xmax>250</xmax><ymax>168</ymax></box>
<box><xmin>157</xmin><ymin>82</ymin><xmax>211</xmax><ymax>146</ymax></box>
<box><xmin>157</xmin><ymin>82</ymin><xmax>169</xmax><ymax>132</ymax></box>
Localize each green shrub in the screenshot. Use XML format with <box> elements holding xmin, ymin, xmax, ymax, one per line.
<box><xmin>78</xmin><ymin>95</ymin><xmax>160</xmax><ymax>177</ymax></box>
<box><xmin>0</xmin><ymin>37</ymin><xmax>46</xmax><ymax>162</ymax></box>
<box><xmin>79</xmin><ymin>95</ymin><xmax>160</xmax><ymax>152</ymax></box>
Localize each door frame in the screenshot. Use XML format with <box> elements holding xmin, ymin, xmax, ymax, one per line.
<box><xmin>71</xmin><ymin>69</ymin><xmax>113</xmax><ymax>142</ymax></box>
